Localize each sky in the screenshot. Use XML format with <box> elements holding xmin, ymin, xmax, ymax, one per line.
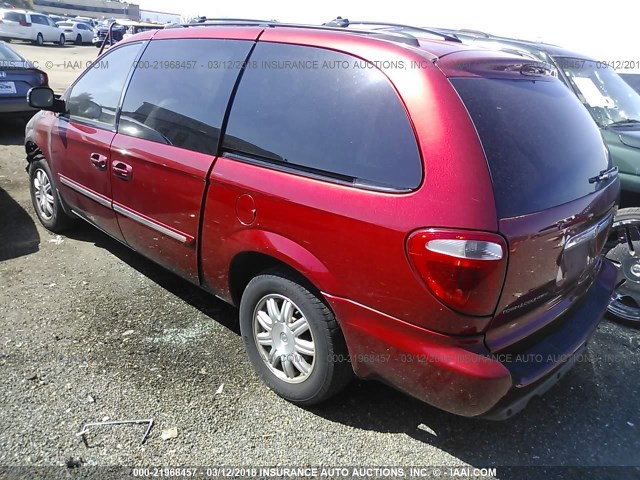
<box><xmin>134</xmin><ymin>0</ymin><xmax>639</xmax><ymax>72</ymax></box>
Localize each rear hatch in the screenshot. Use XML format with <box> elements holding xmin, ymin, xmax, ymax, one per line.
<box><xmin>0</xmin><ymin>42</ymin><xmax>42</xmax><ymax>99</ymax></box>
<box><xmin>58</xmin><ymin>23</ymin><xmax>75</xmax><ymax>35</ymax></box>
<box><xmin>445</xmin><ymin>56</ymin><xmax>619</xmax><ymax>351</ymax></box>
<box><xmin>0</xmin><ymin>64</ymin><xmax>44</xmax><ymax>98</ymax></box>
<box><xmin>0</xmin><ymin>10</ymin><xmax>28</xmax><ymax>37</ymax></box>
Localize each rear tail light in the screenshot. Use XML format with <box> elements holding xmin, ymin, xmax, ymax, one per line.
<box><xmin>407</xmin><ymin>229</ymin><xmax>508</xmax><ymax>316</ymax></box>
<box><xmin>38</xmin><ymin>70</ymin><xmax>48</xmax><ymax>86</ymax></box>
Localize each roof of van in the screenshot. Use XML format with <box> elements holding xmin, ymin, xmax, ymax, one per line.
<box><xmin>157</xmin><ymin>21</ymin><xmax>511</xmax><ymax>61</ymax></box>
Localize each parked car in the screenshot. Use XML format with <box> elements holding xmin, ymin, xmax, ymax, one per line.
<box><xmin>620</xmin><ymin>73</ymin><xmax>640</xmax><ymax>94</ymax></box>
<box><xmin>0</xmin><ymin>41</ymin><xmax>47</xmax><ymax>120</ymax></box>
<box><xmin>74</xmin><ymin>16</ymin><xmax>98</xmax><ymax>29</ymax></box>
<box><xmin>118</xmin><ymin>20</ymin><xmax>163</xmax><ymax>40</ymax></box>
<box><xmin>25</xmin><ymin>22</ymin><xmax>619</xmax><ymax>419</ymax></box>
<box><xmin>56</xmin><ymin>21</ymin><xmax>94</xmax><ymax>45</ymax></box>
<box><xmin>49</xmin><ymin>14</ymin><xmax>67</xmax><ymax>23</ymax></box>
<box><xmin>0</xmin><ymin>9</ymin><xmax>65</xmax><ymax>46</ymax></box>
<box><xmin>91</xmin><ymin>21</ymin><xmax>124</xmax><ymax>48</ymax></box>
<box><xmin>342</xmin><ymin>21</ymin><xmax>640</xmax><ymax>326</ymax></box>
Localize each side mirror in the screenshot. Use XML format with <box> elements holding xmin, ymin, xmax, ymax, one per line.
<box><xmin>27</xmin><ymin>87</ymin><xmax>67</xmax><ymax>114</ymax></box>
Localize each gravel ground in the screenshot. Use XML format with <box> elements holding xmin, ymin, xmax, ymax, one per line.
<box><xmin>0</xmin><ymin>44</ymin><xmax>639</xmax><ymax>479</ymax></box>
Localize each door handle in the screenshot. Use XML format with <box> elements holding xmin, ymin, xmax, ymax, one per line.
<box><xmin>112</xmin><ymin>161</ymin><xmax>133</xmax><ymax>180</ymax></box>
<box><xmin>90</xmin><ymin>153</ymin><xmax>107</xmax><ymax>170</ymax></box>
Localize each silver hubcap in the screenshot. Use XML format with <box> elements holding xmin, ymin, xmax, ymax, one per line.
<box><xmin>33</xmin><ymin>169</ymin><xmax>54</xmax><ymax>221</ymax></box>
<box><xmin>253</xmin><ymin>294</ymin><xmax>315</xmax><ymax>384</ymax></box>
<box><xmin>605</xmin><ymin>221</ymin><xmax>640</xmax><ymax>322</ymax></box>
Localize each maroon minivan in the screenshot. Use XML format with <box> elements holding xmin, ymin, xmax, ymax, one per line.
<box><xmin>24</xmin><ymin>21</ymin><xmax>619</xmax><ymax>419</ymax></box>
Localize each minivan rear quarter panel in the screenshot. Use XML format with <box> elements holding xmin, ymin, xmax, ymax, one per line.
<box><xmin>201</xmin><ymin>31</ymin><xmax>499</xmax><ymax>336</ymax></box>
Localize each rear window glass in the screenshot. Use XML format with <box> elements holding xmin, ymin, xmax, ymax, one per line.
<box><xmin>0</xmin><ymin>43</ymin><xmax>22</xmax><ymax>62</ymax></box>
<box><xmin>451</xmin><ymin>78</ymin><xmax>609</xmax><ymax>218</ymax></box>
<box><xmin>3</xmin><ymin>12</ymin><xmax>26</xmax><ymax>22</ymax></box>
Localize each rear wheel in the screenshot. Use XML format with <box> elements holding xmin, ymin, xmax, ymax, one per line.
<box><xmin>239</xmin><ymin>271</ymin><xmax>352</xmax><ymax>405</ymax></box>
<box><xmin>604</xmin><ymin>207</ymin><xmax>640</xmax><ymax>327</ymax></box>
<box><xmin>34</xmin><ymin>33</ymin><xmax>44</xmax><ymax>46</ymax></box>
<box><xmin>28</xmin><ymin>155</ymin><xmax>74</xmax><ymax>233</ymax></box>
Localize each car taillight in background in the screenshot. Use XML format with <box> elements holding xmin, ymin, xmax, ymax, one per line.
<box><xmin>37</xmin><ymin>70</ymin><xmax>48</xmax><ymax>86</ymax></box>
<box><xmin>19</xmin><ymin>20</ymin><xmax>31</xmax><ymax>27</ymax></box>
<box><xmin>407</xmin><ymin>229</ymin><xmax>508</xmax><ymax>316</ymax></box>
<box><xmin>25</xmin><ymin>69</ymin><xmax>49</xmax><ymax>86</ymax></box>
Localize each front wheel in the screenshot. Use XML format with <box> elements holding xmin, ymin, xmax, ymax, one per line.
<box><xmin>239</xmin><ymin>272</ymin><xmax>352</xmax><ymax>405</ymax></box>
<box><xmin>28</xmin><ymin>155</ymin><xmax>74</xmax><ymax>233</ymax></box>
<box><xmin>75</xmin><ymin>34</ymin><xmax>82</xmax><ymax>45</ymax></box>
<box><xmin>57</xmin><ymin>34</ymin><xmax>65</xmax><ymax>46</ymax></box>
<box><xmin>603</xmin><ymin>207</ymin><xmax>640</xmax><ymax>327</ymax></box>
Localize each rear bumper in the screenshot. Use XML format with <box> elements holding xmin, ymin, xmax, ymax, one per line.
<box><xmin>0</xmin><ymin>98</ymin><xmax>36</xmax><ymax>116</ymax></box>
<box><xmin>325</xmin><ymin>258</ymin><xmax>616</xmax><ymax>418</ymax></box>
<box><xmin>0</xmin><ymin>31</ymin><xmax>31</xmax><ymax>41</ymax></box>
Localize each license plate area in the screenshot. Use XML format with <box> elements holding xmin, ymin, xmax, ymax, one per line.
<box><xmin>557</xmin><ymin>213</ymin><xmax>613</xmax><ymax>287</ymax></box>
<box><xmin>0</xmin><ymin>81</ymin><xmax>16</xmax><ymax>94</ymax></box>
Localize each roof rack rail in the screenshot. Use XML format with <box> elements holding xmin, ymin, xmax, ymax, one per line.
<box><xmin>194</xmin><ymin>17</ymin><xmax>279</xmax><ymax>24</ymax></box>
<box><xmin>456</xmin><ymin>28</ymin><xmax>491</xmax><ymax>38</ymax></box>
<box><xmin>323</xmin><ymin>18</ymin><xmax>462</xmax><ymax>43</ymax></box>
<box><xmin>165</xmin><ymin>18</ymin><xmax>278</xmax><ymax>29</ymax></box>
<box><xmin>165</xmin><ymin>19</ymin><xmax>421</xmax><ymax>47</ymax></box>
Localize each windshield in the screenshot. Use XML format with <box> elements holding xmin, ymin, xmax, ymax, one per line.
<box><xmin>554</xmin><ymin>56</ymin><xmax>640</xmax><ymax>127</ymax></box>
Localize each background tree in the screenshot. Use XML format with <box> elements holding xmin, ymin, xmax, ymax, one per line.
<box><xmin>4</xmin><ymin>0</ymin><xmax>35</xmax><ymax>8</ymax></box>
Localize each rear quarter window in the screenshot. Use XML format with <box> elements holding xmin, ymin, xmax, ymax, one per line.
<box><xmin>222</xmin><ymin>42</ymin><xmax>422</xmax><ymax>191</ymax></box>
<box><xmin>31</xmin><ymin>15</ymin><xmax>47</xmax><ymax>25</ymax></box>
<box><xmin>451</xmin><ymin>77</ymin><xmax>609</xmax><ymax>217</ymax></box>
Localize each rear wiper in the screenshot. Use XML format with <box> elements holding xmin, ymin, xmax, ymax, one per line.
<box><xmin>589</xmin><ymin>166</ymin><xmax>618</xmax><ymax>184</ymax></box>
<box><xmin>608</xmin><ymin>119</ymin><xmax>640</xmax><ymax>127</ymax></box>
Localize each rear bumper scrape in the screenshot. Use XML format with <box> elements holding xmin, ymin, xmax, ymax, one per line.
<box><xmin>323</xmin><ymin>258</ymin><xmax>616</xmax><ymax>418</ymax></box>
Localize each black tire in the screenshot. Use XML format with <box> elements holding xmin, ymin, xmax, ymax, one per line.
<box><xmin>75</xmin><ymin>34</ymin><xmax>82</xmax><ymax>45</ymax></box>
<box><xmin>604</xmin><ymin>207</ymin><xmax>640</xmax><ymax>328</ymax></box>
<box><xmin>58</xmin><ymin>34</ymin><xmax>65</xmax><ymax>46</ymax></box>
<box><xmin>34</xmin><ymin>33</ymin><xmax>44</xmax><ymax>46</ymax></box>
<box><xmin>0</xmin><ymin>37</ymin><xmax>11</xmax><ymax>43</ymax></box>
<box><xmin>28</xmin><ymin>155</ymin><xmax>74</xmax><ymax>233</ymax></box>
<box><xmin>239</xmin><ymin>271</ymin><xmax>352</xmax><ymax>405</ymax></box>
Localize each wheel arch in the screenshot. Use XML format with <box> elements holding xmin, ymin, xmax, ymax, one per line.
<box><xmin>228</xmin><ymin>249</ymin><xmax>332</xmax><ymax>310</ymax></box>
<box><xmin>220</xmin><ymin>229</ymin><xmax>341</xmax><ymax>309</ymax></box>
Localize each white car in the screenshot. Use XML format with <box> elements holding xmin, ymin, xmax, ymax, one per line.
<box><xmin>0</xmin><ymin>9</ymin><xmax>65</xmax><ymax>46</ymax></box>
<box><xmin>56</xmin><ymin>21</ymin><xmax>94</xmax><ymax>45</ymax></box>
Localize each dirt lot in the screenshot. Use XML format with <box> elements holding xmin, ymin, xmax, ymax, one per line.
<box><xmin>0</xmin><ymin>43</ymin><xmax>639</xmax><ymax>479</ymax></box>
